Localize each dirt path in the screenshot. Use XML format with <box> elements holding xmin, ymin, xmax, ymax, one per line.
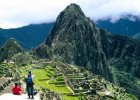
<box><xmin>0</xmin><ymin>81</ymin><xmax>40</xmax><ymax>100</ymax></box>
<box><xmin>0</xmin><ymin>79</ymin><xmax>40</xmax><ymax>100</ymax></box>
<box><xmin>0</xmin><ymin>93</ymin><xmax>40</xmax><ymax>100</ymax></box>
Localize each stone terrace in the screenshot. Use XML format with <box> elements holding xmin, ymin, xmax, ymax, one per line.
<box><xmin>56</xmin><ymin>64</ymin><xmax>105</xmax><ymax>94</ymax></box>
<box><xmin>0</xmin><ymin>77</ymin><xmax>12</xmax><ymax>95</ymax></box>
<box><xmin>40</xmin><ymin>88</ymin><xmax>61</xmax><ymax>100</ymax></box>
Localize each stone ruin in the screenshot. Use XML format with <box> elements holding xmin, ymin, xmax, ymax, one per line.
<box><xmin>40</xmin><ymin>88</ymin><xmax>61</xmax><ymax>100</ymax></box>
<box><xmin>36</xmin><ymin>62</ymin><xmax>137</xmax><ymax>100</ymax></box>
<box><xmin>56</xmin><ymin>64</ymin><xmax>105</xmax><ymax>94</ymax></box>
<box><xmin>0</xmin><ymin>77</ymin><xmax>12</xmax><ymax>95</ymax></box>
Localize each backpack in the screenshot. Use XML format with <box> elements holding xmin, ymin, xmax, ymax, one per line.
<box><xmin>26</xmin><ymin>76</ymin><xmax>33</xmax><ymax>84</ymax></box>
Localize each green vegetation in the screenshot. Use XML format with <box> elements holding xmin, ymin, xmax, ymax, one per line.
<box><xmin>0</xmin><ymin>38</ymin><xmax>24</xmax><ymax>62</ymax></box>
<box><xmin>108</xmin><ymin>64</ymin><xmax>140</xmax><ymax>99</ymax></box>
<box><xmin>32</xmin><ymin>68</ymin><xmax>71</xmax><ymax>93</ymax></box>
<box><xmin>12</xmin><ymin>52</ymin><xmax>32</xmax><ymax>66</ymax></box>
<box><xmin>63</xmin><ymin>95</ymin><xmax>79</xmax><ymax>100</ymax></box>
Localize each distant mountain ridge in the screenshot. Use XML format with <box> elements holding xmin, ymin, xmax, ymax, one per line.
<box><xmin>97</xmin><ymin>18</ymin><xmax>140</xmax><ymax>36</ymax></box>
<box><xmin>0</xmin><ymin>23</ymin><xmax>53</xmax><ymax>50</ymax></box>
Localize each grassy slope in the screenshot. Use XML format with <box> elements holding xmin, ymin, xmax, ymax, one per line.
<box><xmin>33</xmin><ymin>69</ymin><xmax>71</xmax><ymax>93</ymax></box>
<box><xmin>19</xmin><ymin>65</ymin><xmax>79</xmax><ymax>100</ymax></box>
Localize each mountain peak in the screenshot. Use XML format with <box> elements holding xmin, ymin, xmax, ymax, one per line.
<box><xmin>0</xmin><ymin>38</ymin><xmax>24</xmax><ymax>62</ymax></box>
<box><xmin>2</xmin><ymin>38</ymin><xmax>21</xmax><ymax>48</ymax></box>
<box><xmin>54</xmin><ymin>3</ymin><xmax>86</xmax><ymax>26</ymax></box>
<box><xmin>45</xmin><ymin>3</ymin><xmax>112</xmax><ymax>80</ymax></box>
<box><xmin>63</xmin><ymin>3</ymin><xmax>85</xmax><ymax>16</ymax></box>
<box><xmin>6</xmin><ymin>38</ymin><xmax>16</xmax><ymax>44</ymax></box>
<box><xmin>45</xmin><ymin>3</ymin><xmax>94</xmax><ymax>45</ymax></box>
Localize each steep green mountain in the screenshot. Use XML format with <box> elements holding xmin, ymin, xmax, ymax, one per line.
<box><xmin>100</xmin><ymin>30</ymin><xmax>140</xmax><ymax>97</ymax></box>
<box><xmin>0</xmin><ymin>38</ymin><xmax>24</xmax><ymax>62</ymax></box>
<box><xmin>100</xmin><ymin>30</ymin><xmax>140</xmax><ymax>77</ymax></box>
<box><xmin>0</xmin><ymin>23</ymin><xmax>53</xmax><ymax>50</ymax></box>
<box><xmin>33</xmin><ymin>3</ymin><xmax>140</xmax><ymax>98</ymax></box>
<box><xmin>44</xmin><ymin>3</ymin><xmax>112</xmax><ymax>81</ymax></box>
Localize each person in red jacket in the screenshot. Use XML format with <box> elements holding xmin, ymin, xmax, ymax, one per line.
<box><xmin>12</xmin><ymin>83</ymin><xmax>22</xmax><ymax>95</ymax></box>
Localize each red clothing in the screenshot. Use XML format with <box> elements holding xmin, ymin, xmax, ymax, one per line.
<box><xmin>12</xmin><ymin>86</ymin><xmax>22</xmax><ymax>95</ymax></box>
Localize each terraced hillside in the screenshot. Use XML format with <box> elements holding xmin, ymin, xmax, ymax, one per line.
<box><xmin>14</xmin><ymin>61</ymin><xmax>138</xmax><ymax>100</ymax></box>
<box><xmin>0</xmin><ymin>63</ymin><xmax>12</xmax><ymax>77</ymax></box>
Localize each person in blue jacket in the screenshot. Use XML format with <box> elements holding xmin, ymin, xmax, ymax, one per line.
<box><xmin>25</xmin><ymin>71</ymin><xmax>34</xmax><ymax>99</ymax></box>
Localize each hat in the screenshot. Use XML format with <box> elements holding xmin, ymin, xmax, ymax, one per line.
<box><xmin>28</xmin><ymin>70</ymin><xmax>31</xmax><ymax>74</ymax></box>
<box><xmin>15</xmin><ymin>82</ymin><xmax>18</xmax><ymax>86</ymax></box>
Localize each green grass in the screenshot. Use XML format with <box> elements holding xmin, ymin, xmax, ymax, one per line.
<box><xmin>18</xmin><ymin>65</ymin><xmax>79</xmax><ymax>100</ymax></box>
<box><xmin>70</xmin><ymin>78</ymin><xmax>85</xmax><ymax>80</ymax></box>
<box><xmin>63</xmin><ymin>95</ymin><xmax>79</xmax><ymax>100</ymax></box>
<box><xmin>32</xmin><ymin>69</ymin><xmax>71</xmax><ymax>93</ymax></box>
<box><xmin>32</xmin><ymin>68</ymin><xmax>79</xmax><ymax>100</ymax></box>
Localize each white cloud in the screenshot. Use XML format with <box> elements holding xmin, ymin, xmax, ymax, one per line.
<box><xmin>0</xmin><ymin>0</ymin><xmax>140</xmax><ymax>28</ymax></box>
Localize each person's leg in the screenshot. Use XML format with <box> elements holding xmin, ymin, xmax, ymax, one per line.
<box><xmin>31</xmin><ymin>86</ymin><xmax>34</xmax><ymax>99</ymax></box>
<box><xmin>27</xmin><ymin>85</ymin><xmax>30</xmax><ymax>98</ymax></box>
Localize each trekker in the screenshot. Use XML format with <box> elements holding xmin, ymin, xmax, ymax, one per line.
<box><xmin>25</xmin><ymin>71</ymin><xmax>34</xmax><ymax>99</ymax></box>
<box><xmin>12</xmin><ymin>83</ymin><xmax>22</xmax><ymax>95</ymax></box>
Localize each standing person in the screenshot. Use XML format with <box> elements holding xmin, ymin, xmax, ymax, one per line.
<box><xmin>25</xmin><ymin>71</ymin><xmax>34</xmax><ymax>99</ymax></box>
<box><xmin>12</xmin><ymin>83</ymin><xmax>22</xmax><ymax>95</ymax></box>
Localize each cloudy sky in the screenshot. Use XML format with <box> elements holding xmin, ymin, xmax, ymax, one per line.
<box><xmin>0</xmin><ymin>0</ymin><xmax>140</xmax><ymax>29</ymax></box>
